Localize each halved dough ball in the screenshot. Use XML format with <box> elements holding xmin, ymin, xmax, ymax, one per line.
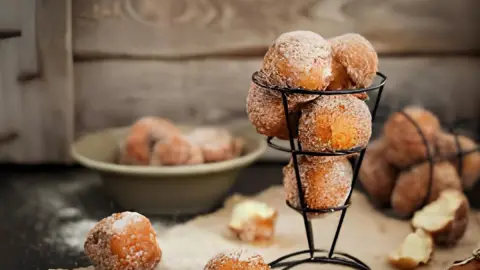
<box><xmin>387</xmin><ymin>229</ymin><xmax>433</xmax><ymax>270</ymax></box>
<box><xmin>411</xmin><ymin>189</ymin><xmax>469</xmax><ymax>247</ymax></box>
<box><xmin>228</xmin><ymin>200</ymin><xmax>277</xmax><ymax>243</ymax></box>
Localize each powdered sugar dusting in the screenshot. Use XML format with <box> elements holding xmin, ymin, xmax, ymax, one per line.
<box><xmin>225</xmin><ymin>248</ymin><xmax>264</xmax><ymax>262</ymax></box>
<box><xmin>246</xmin><ymin>82</ymin><xmax>300</xmax><ymax>139</ymax></box>
<box><xmin>261</xmin><ymin>30</ymin><xmax>332</xmax><ymax>92</ymax></box>
<box><xmin>204</xmin><ymin>248</ymin><xmax>269</xmax><ymax>269</ymax></box>
<box><xmin>112</xmin><ymin>211</ymin><xmax>145</xmax><ymax>233</ymax></box>
<box><xmin>184</xmin><ymin>127</ymin><xmax>242</xmax><ymax>162</ymax></box>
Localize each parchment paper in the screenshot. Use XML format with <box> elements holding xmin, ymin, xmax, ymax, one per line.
<box><xmin>54</xmin><ymin>186</ymin><xmax>480</xmax><ymax>270</ymax></box>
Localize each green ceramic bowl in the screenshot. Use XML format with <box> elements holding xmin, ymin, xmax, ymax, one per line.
<box><xmin>71</xmin><ymin>123</ymin><xmax>267</xmax><ymax>215</ymax></box>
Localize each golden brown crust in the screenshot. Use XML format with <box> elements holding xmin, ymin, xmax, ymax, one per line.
<box><xmin>387</xmin><ymin>229</ymin><xmax>433</xmax><ymax>270</ymax></box>
<box><xmin>383</xmin><ymin>107</ymin><xmax>441</xmax><ymax>168</ymax></box>
<box><xmin>327</xmin><ymin>58</ymin><xmax>369</xmax><ymax>100</ymax></box>
<box><xmin>391</xmin><ymin>162</ymin><xmax>462</xmax><ymax>218</ymax></box>
<box><xmin>384</xmin><ymin>140</ymin><xmax>436</xmax><ymax>169</ymax></box>
<box><xmin>283</xmin><ymin>156</ymin><xmax>352</xmax><ymax>219</ymax></box>
<box><xmin>411</xmin><ymin>189</ymin><xmax>470</xmax><ymax>247</ymax></box>
<box><xmin>130</xmin><ymin>116</ymin><xmax>182</xmax><ymax>140</ymax></box>
<box><xmin>119</xmin><ymin>133</ymin><xmax>153</xmax><ymax>166</ymax></box>
<box><xmin>119</xmin><ymin>116</ymin><xmax>183</xmax><ymax>166</ymax></box>
<box><xmin>435</xmin><ymin>132</ymin><xmax>480</xmax><ymax>190</ymax></box>
<box><xmin>228</xmin><ymin>211</ymin><xmax>278</xmax><ymax>244</ymax></box>
<box><xmin>246</xmin><ymin>83</ymin><xmax>301</xmax><ymax>140</ymax></box>
<box><xmin>359</xmin><ymin>137</ymin><xmax>398</xmax><ymax>207</ymax></box>
<box><xmin>327</xmin><ymin>33</ymin><xmax>378</xmax><ymax>100</ymax></box>
<box><xmin>261</xmin><ymin>31</ymin><xmax>332</xmax><ymax>94</ymax></box>
<box><xmin>298</xmin><ymin>95</ymin><xmax>372</xmax><ymax>152</ymax></box>
<box><xmin>84</xmin><ymin>212</ymin><xmax>162</xmax><ymax>270</ymax></box>
<box><xmin>204</xmin><ymin>249</ymin><xmax>271</xmax><ymax>270</ymax></box>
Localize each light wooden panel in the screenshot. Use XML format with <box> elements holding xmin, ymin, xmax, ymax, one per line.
<box><xmin>18</xmin><ymin>0</ymin><xmax>39</xmax><ymax>82</ymax></box>
<box><xmin>74</xmin><ymin>57</ymin><xmax>480</xmax><ymax>135</ymax></box>
<box><xmin>0</xmin><ymin>0</ymin><xmax>20</xmax><ymax>33</ymax></box>
<box><xmin>0</xmin><ymin>0</ymin><xmax>74</xmax><ymax>164</ymax></box>
<box><xmin>72</xmin><ymin>0</ymin><xmax>480</xmax><ymax>58</ymax></box>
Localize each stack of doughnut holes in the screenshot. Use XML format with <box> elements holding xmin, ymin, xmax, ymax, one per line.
<box><xmin>359</xmin><ymin>106</ymin><xmax>480</xmax><ymax>218</ymax></box>
<box><xmin>247</xmin><ymin>30</ymin><xmax>379</xmax><ymax>217</ymax></box>
<box><xmin>118</xmin><ymin>116</ymin><xmax>244</xmax><ymax>167</ymax></box>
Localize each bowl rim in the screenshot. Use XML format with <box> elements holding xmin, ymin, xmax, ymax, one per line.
<box><xmin>71</xmin><ymin>126</ymin><xmax>268</xmax><ymax>176</ymax></box>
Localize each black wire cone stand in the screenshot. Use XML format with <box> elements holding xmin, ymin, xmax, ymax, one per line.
<box><xmin>391</xmin><ymin>111</ymin><xmax>480</xmax><ymax>216</ymax></box>
<box><xmin>251</xmin><ymin>71</ymin><xmax>388</xmax><ymax>270</ymax></box>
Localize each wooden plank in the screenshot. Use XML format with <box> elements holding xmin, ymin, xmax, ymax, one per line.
<box><xmin>34</xmin><ymin>0</ymin><xmax>75</xmax><ymax>163</ymax></box>
<box><xmin>0</xmin><ymin>0</ymin><xmax>20</xmax><ymax>33</ymax></box>
<box><xmin>72</xmin><ymin>0</ymin><xmax>480</xmax><ymax>58</ymax></box>
<box><xmin>0</xmin><ymin>38</ymin><xmax>23</xmax><ymax>162</ymax></box>
<box><xmin>0</xmin><ymin>0</ymin><xmax>74</xmax><ymax>164</ymax></box>
<box><xmin>18</xmin><ymin>0</ymin><xmax>40</xmax><ymax>82</ymax></box>
<box><xmin>74</xmin><ymin>56</ymin><xmax>480</xmax><ymax>160</ymax></box>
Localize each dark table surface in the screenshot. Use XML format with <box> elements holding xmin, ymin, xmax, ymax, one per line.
<box><xmin>1</xmin><ymin>162</ymin><xmax>479</xmax><ymax>270</ymax></box>
<box><xmin>0</xmin><ymin>163</ymin><xmax>286</xmax><ymax>270</ymax></box>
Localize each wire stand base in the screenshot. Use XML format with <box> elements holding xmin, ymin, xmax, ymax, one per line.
<box><xmin>251</xmin><ymin>71</ymin><xmax>387</xmax><ymax>270</ymax></box>
<box><xmin>269</xmin><ymin>249</ymin><xmax>369</xmax><ymax>270</ymax></box>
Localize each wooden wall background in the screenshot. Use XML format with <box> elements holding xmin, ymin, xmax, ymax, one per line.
<box><xmin>0</xmin><ymin>0</ymin><xmax>479</xmax><ymax>163</ymax></box>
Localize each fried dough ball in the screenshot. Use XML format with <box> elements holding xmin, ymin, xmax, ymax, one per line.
<box><xmin>131</xmin><ymin>116</ymin><xmax>181</xmax><ymax>140</ymax></box>
<box><xmin>412</xmin><ymin>189</ymin><xmax>469</xmax><ymax>247</ymax></box>
<box><xmin>327</xmin><ymin>33</ymin><xmax>379</xmax><ymax>100</ymax></box>
<box><xmin>435</xmin><ymin>132</ymin><xmax>480</xmax><ymax>190</ymax></box>
<box><xmin>150</xmin><ymin>134</ymin><xmax>204</xmax><ymax>166</ymax></box>
<box><xmin>298</xmin><ymin>95</ymin><xmax>372</xmax><ymax>152</ymax></box>
<box><xmin>283</xmin><ymin>156</ymin><xmax>352</xmax><ymax>219</ymax></box>
<box><xmin>359</xmin><ymin>137</ymin><xmax>398</xmax><ymax>207</ymax></box>
<box><xmin>384</xmin><ymin>107</ymin><xmax>441</xmax><ymax>168</ymax></box>
<box><xmin>204</xmin><ymin>249</ymin><xmax>270</xmax><ymax>270</ymax></box>
<box><xmin>119</xmin><ymin>133</ymin><xmax>153</xmax><ymax>166</ymax></box>
<box><xmin>385</xmin><ymin>139</ymin><xmax>437</xmax><ymax>169</ymax></box>
<box><xmin>84</xmin><ymin>211</ymin><xmax>162</xmax><ymax>270</ymax></box>
<box><xmin>246</xmin><ymin>83</ymin><xmax>301</xmax><ymax>140</ymax></box>
<box><xmin>185</xmin><ymin>127</ymin><xmax>245</xmax><ymax>163</ymax></box>
<box><xmin>391</xmin><ymin>162</ymin><xmax>462</xmax><ymax>218</ymax></box>
<box><xmin>119</xmin><ymin>116</ymin><xmax>182</xmax><ymax>165</ymax></box>
<box><xmin>261</xmin><ymin>30</ymin><xmax>332</xmax><ymax>104</ymax></box>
